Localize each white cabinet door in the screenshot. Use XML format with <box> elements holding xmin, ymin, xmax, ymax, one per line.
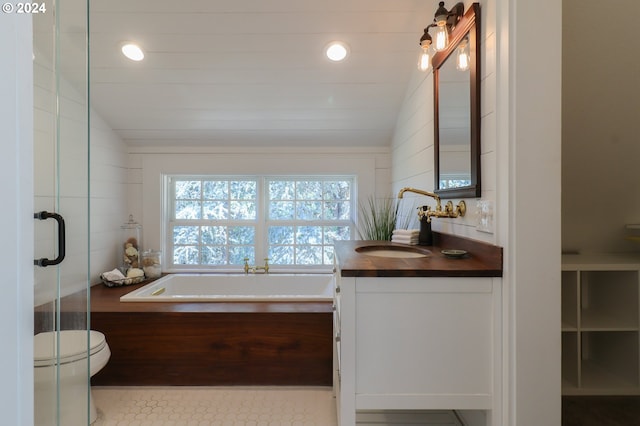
<box><xmin>346</xmin><ymin>277</ymin><xmax>496</xmax><ymax>411</ymax></box>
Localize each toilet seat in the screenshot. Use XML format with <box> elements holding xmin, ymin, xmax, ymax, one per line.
<box><xmin>34</xmin><ymin>330</ymin><xmax>107</xmax><ymax>367</ymax></box>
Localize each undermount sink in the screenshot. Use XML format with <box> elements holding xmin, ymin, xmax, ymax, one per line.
<box><xmin>355</xmin><ymin>245</ymin><xmax>431</xmax><ymax>258</ymax></box>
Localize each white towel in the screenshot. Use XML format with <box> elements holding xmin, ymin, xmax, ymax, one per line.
<box><xmin>102</xmin><ymin>268</ymin><xmax>126</xmax><ymax>281</ymax></box>
<box><xmin>392</xmin><ymin>235</ymin><xmax>418</xmax><ymax>240</ymax></box>
<box><xmin>393</xmin><ymin>229</ymin><xmax>419</xmax><ymax>236</ymax></box>
<box><xmin>392</xmin><ymin>236</ymin><xmax>419</xmax><ymax>244</ymax></box>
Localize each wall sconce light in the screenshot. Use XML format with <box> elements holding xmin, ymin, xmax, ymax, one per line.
<box><xmin>417</xmin><ymin>1</ymin><xmax>465</xmax><ymax>71</ymax></box>
<box><xmin>417</xmin><ymin>31</ymin><xmax>432</xmax><ymax>72</ymax></box>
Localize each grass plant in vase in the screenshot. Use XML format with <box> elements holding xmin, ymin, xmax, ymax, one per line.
<box><xmin>357</xmin><ymin>196</ymin><xmax>401</xmax><ymax>241</ymax></box>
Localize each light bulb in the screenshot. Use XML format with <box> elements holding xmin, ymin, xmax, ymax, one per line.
<box><xmin>418</xmin><ymin>44</ymin><xmax>431</xmax><ymax>72</ymax></box>
<box><xmin>418</xmin><ymin>50</ymin><xmax>431</xmax><ymax>72</ymax></box>
<box><xmin>433</xmin><ymin>24</ymin><xmax>448</xmax><ymax>52</ymax></box>
<box><xmin>456</xmin><ymin>41</ymin><xmax>470</xmax><ymax>71</ymax></box>
<box><xmin>456</xmin><ymin>49</ymin><xmax>469</xmax><ymax>71</ymax></box>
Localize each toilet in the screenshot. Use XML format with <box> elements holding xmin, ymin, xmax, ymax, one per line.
<box><xmin>34</xmin><ymin>330</ymin><xmax>111</xmax><ymax>425</ymax></box>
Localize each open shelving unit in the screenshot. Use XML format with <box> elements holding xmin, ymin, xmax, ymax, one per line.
<box><xmin>562</xmin><ymin>254</ymin><xmax>640</xmax><ymax>395</ymax></box>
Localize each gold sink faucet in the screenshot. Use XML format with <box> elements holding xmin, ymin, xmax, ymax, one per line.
<box><xmin>243</xmin><ymin>257</ymin><xmax>270</xmax><ymax>274</ymax></box>
<box><xmin>397</xmin><ymin>187</ymin><xmax>442</xmax><ymax>211</ymax></box>
<box><xmin>397</xmin><ymin>187</ymin><xmax>466</xmax><ymax>223</ymax></box>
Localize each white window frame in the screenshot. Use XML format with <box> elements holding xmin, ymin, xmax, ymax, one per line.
<box><xmin>166</xmin><ymin>174</ymin><xmax>356</xmax><ymax>272</ymax></box>
<box><xmin>168</xmin><ymin>176</ymin><xmax>259</xmax><ymax>269</ymax></box>
<box><xmin>265</xmin><ymin>176</ymin><xmax>353</xmax><ymax>268</ymax></box>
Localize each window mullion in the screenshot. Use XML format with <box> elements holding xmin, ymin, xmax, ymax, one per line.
<box><xmin>256</xmin><ymin>177</ymin><xmax>266</xmax><ymax>263</ymax></box>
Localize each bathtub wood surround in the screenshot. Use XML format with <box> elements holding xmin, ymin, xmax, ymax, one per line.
<box><xmin>54</xmin><ymin>283</ymin><xmax>333</xmax><ymax>387</ymax></box>
<box><xmin>333</xmin><ymin>235</ymin><xmax>503</xmax><ymax>426</ymax></box>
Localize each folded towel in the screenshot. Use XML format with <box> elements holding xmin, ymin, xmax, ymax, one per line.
<box><xmin>392</xmin><ymin>235</ymin><xmax>418</xmax><ymax>241</ymax></box>
<box><xmin>102</xmin><ymin>268</ymin><xmax>126</xmax><ymax>281</ymax></box>
<box><xmin>392</xmin><ymin>240</ymin><xmax>418</xmax><ymax>246</ymax></box>
<box><xmin>392</xmin><ymin>236</ymin><xmax>419</xmax><ymax>244</ymax></box>
<box><xmin>393</xmin><ymin>229</ymin><xmax>420</xmax><ymax>236</ymax></box>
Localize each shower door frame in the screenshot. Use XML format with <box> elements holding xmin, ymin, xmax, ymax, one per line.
<box><xmin>0</xmin><ymin>13</ymin><xmax>36</xmax><ymax>426</ymax></box>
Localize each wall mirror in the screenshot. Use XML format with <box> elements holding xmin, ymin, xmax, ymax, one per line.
<box><xmin>432</xmin><ymin>3</ymin><xmax>480</xmax><ymax>198</ymax></box>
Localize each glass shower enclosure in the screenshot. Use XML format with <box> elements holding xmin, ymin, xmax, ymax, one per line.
<box><xmin>33</xmin><ymin>0</ymin><xmax>91</xmax><ymax>424</ymax></box>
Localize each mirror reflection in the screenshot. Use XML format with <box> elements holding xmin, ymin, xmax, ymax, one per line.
<box><xmin>437</xmin><ymin>36</ymin><xmax>471</xmax><ymax>190</ymax></box>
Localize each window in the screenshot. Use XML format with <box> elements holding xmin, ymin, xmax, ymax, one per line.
<box><xmin>168</xmin><ymin>176</ymin><xmax>354</xmax><ymax>270</ymax></box>
<box><xmin>266</xmin><ymin>178</ymin><xmax>352</xmax><ymax>266</ymax></box>
<box><xmin>171</xmin><ymin>178</ymin><xmax>257</xmax><ymax>266</ymax></box>
<box><xmin>439</xmin><ymin>175</ymin><xmax>471</xmax><ymax>189</ymax></box>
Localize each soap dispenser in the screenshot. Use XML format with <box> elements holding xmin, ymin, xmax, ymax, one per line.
<box><xmin>417</xmin><ymin>206</ymin><xmax>433</xmax><ymax>246</ymax></box>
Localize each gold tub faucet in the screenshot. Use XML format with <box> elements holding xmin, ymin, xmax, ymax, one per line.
<box><xmin>243</xmin><ymin>257</ymin><xmax>270</xmax><ymax>274</ymax></box>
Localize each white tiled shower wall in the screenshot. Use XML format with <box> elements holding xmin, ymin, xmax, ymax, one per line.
<box><xmin>33</xmin><ymin>54</ymin><xmax>128</xmax><ymax>304</ymax></box>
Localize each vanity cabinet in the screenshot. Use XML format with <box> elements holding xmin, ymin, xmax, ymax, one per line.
<box><xmin>562</xmin><ymin>254</ymin><xmax>640</xmax><ymax>395</ymax></box>
<box><xmin>333</xmin><ymin>266</ymin><xmax>502</xmax><ymax>425</ymax></box>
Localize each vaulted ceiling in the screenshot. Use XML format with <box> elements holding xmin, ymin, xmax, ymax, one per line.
<box><xmin>89</xmin><ymin>0</ymin><xmax>436</xmax><ymax>147</ymax></box>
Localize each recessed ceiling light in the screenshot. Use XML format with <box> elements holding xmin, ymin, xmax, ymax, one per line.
<box><xmin>121</xmin><ymin>43</ymin><xmax>144</xmax><ymax>61</ymax></box>
<box><xmin>325</xmin><ymin>41</ymin><xmax>349</xmax><ymax>62</ymax></box>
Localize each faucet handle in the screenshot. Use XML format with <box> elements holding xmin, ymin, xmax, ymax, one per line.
<box><xmin>444</xmin><ymin>201</ymin><xmax>454</xmax><ymax>214</ymax></box>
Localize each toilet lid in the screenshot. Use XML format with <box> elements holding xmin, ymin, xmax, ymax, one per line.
<box><xmin>34</xmin><ymin>330</ymin><xmax>107</xmax><ymax>367</ymax></box>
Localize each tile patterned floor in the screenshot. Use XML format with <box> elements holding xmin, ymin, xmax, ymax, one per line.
<box><xmin>92</xmin><ymin>386</ymin><xmax>337</xmax><ymax>426</ymax></box>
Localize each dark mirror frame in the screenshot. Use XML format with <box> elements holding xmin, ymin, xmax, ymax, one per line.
<box><xmin>432</xmin><ymin>3</ymin><xmax>480</xmax><ymax>199</ymax></box>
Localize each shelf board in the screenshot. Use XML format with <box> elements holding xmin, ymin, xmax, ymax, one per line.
<box><xmin>580</xmin><ymin>360</ymin><xmax>640</xmax><ymax>390</ymax></box>
<box><xmin>562</xmin><ymin>322</ymin><xmax>577</xmax><ymax>332</ymax></box>
<box><xmin>562</xmin><ymin>253</ymin><xmax>640</xmax><ymax>270</ymax></box>
<box><xmin>581</xmin><ymin>310</ymin><xmax>638</xmax><ymax>331</ymax></box>
<box><xmin>562</xmin><ymin>386</ymin><xmax>640</xmax><ymax>396</ymax></box>
<box><xmin>562</xmin><ymin>378</ymin><xmax>579</xmax><ymax>392</ymax></box>
<box><xmin>580</xmin><ymin>326</ymin><xmax>639</xmax><ymax>332</ymax></box>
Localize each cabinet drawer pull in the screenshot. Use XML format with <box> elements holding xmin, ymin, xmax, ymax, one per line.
<box><xmin>335</xmin><ymin>286</ymin><xmax>340</xmax><ymax>293</ymax></box>
<box><xmin>335</xmin><ymin>333</ymin><xmax>341</xmax><ymax>343</ymax></box>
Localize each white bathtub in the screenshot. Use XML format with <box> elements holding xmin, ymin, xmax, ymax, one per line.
<box><xmin>119</xmin><ymin>273</ymin><xmax>334</xmax><ymax>302</ymax></box>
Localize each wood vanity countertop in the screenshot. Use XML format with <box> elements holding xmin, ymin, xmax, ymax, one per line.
<box><xmin>335</xmin><ymin>233</ymin><xmax>503</xmax><ymax>278</ymax></box>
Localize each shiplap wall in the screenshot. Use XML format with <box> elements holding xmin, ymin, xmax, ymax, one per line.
<box><xmin>390</xmin><ymin>0</ymin><xmax>497</xmax><ymax>244</ymax></box>
<box><xmin>126</xmin><ymin>147</ymin><xmax>390</xmax><ymax>256</ymax></box>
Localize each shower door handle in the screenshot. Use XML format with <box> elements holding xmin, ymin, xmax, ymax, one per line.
<box><xmin>34</xmin><ymin>211</ymin><xmax>66</xmax><ymax>267</ymax></box>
